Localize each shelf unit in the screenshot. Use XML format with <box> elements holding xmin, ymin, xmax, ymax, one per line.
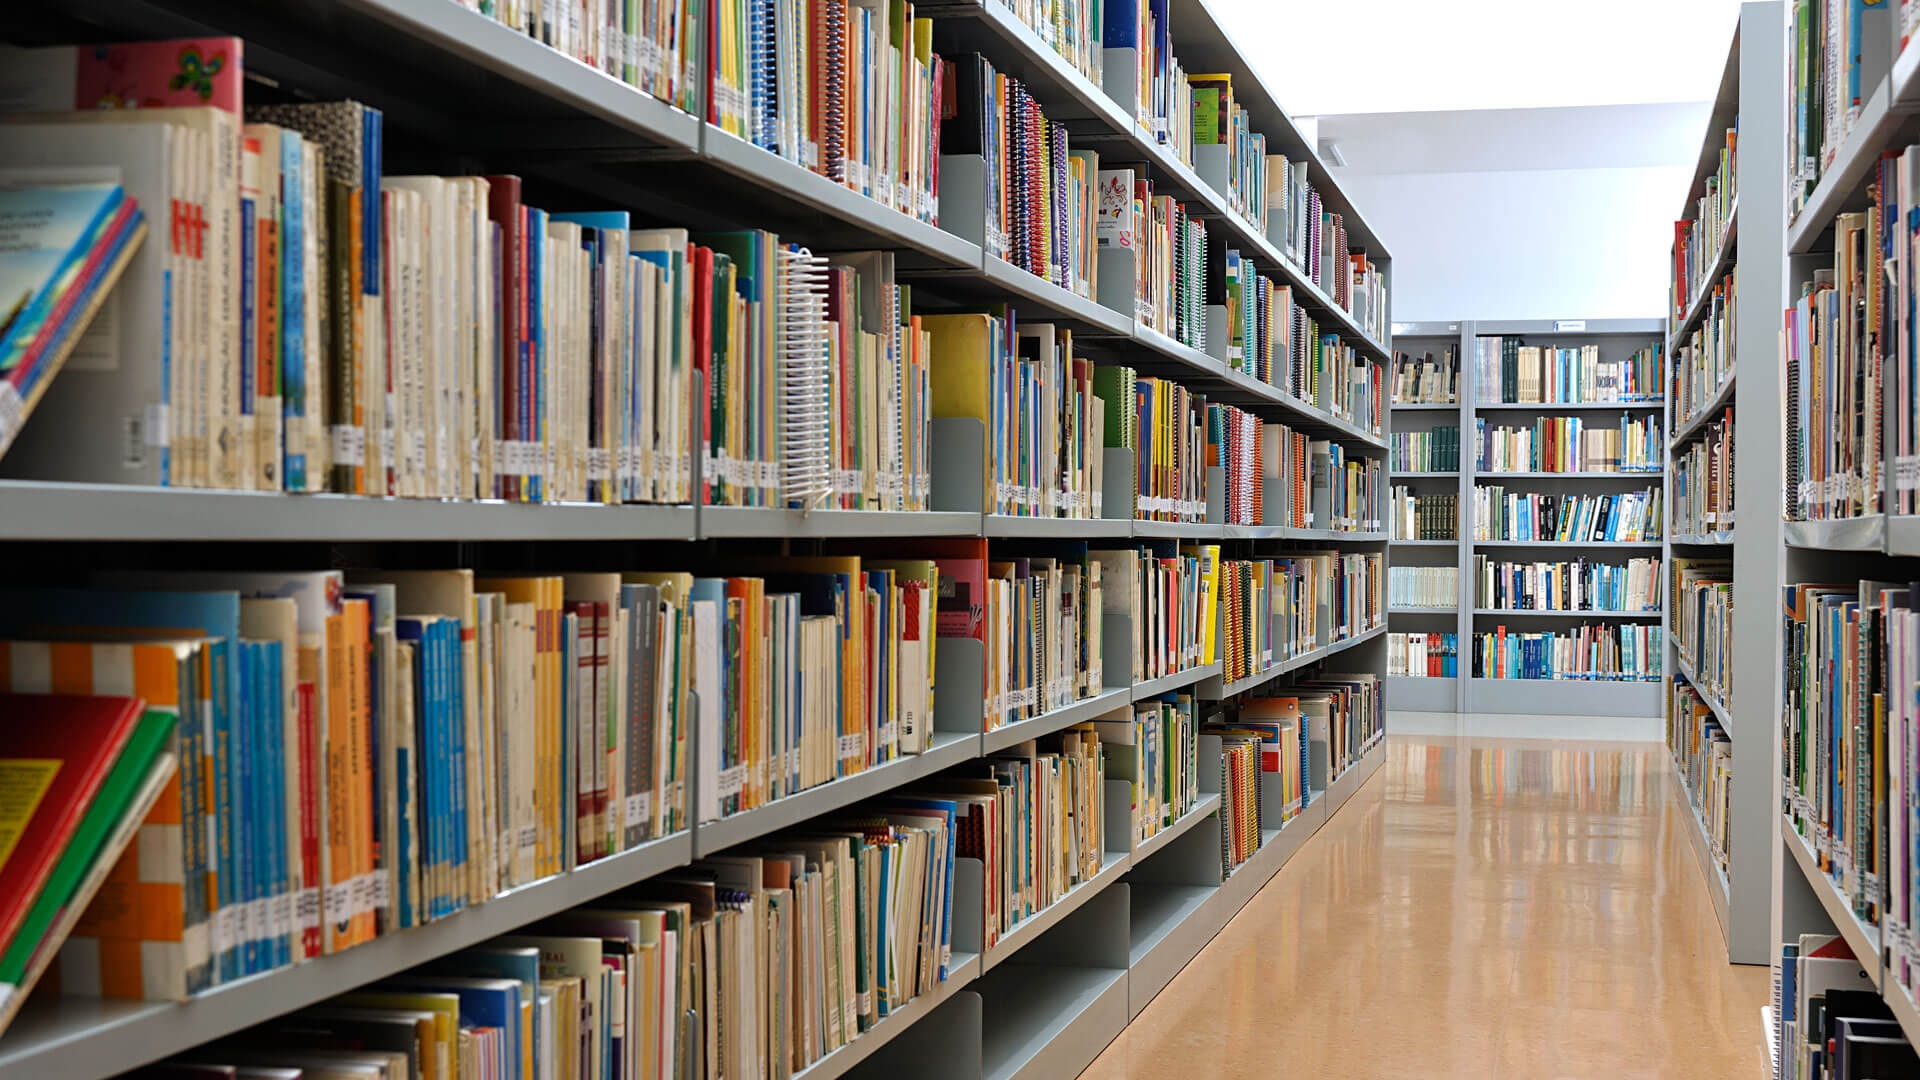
<box><xmin>0</xmin><ymin>0</ymin><xmax>1399</xmax><ymax>1076</ymax></box>
<box><xmin>1383</xmin><ymin>319</ymin><xmax>1667</xmax><ymax>719</ymax></box>
<box><xmin>1664</xmin><ymin>3</ymin><xmax>1777</xmax><ymax>969</ymax></box>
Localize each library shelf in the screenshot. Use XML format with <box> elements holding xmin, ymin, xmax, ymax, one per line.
<box><xmin>1670</xmin><ymin>531</ymin><xmax>1735</xmax><ymax>546</ymax></box>
<box><xmin>1384</xmin><ymin>675</ymin><xmax>1457</xmax><ymax>712</ymax></box>
<box><xmin>1389</xmin><ymin>538</ymin><xmax>1459</xmax><ymax>547</ymax></box>
<box><xmin>699</xmin><ymin>506</ymin><xmax>984</xmax><ymax>539</ymax></box>
<box><xmin>1669</xmin><ymin>373</ymin><xmax>1737</xmax><ymax>448</ymax></box>
<box><xmin>692</xmin><ymin>730</ymin><xmax>981</xmax><ymax>857</ymax></box>
<box><xmin>699</xmin><ymin>125</ymin><xmax>981</xmax><ymax>268</ymax></box>
<box><xmin>928</xmin><ymin>0</ymin><xmax>1134</xmax><ymax>131</ymax></box>
<box><xmin>1783</xmin><ymin>515</ymin><xmax>1885</xmax><ymax>552</ymax></box>
<box><xmin>1666</xmin><ymin>200</ymin><xmax>1738</xmax><ymax>354</ymax></box>
<box><xmin>981</xmin><ymin>850</ymin><xmax>1131</xmax><ymax>973</ymax></box>
<box><xmin>1472</xmin><ymin>608</ymin><xmax>1663</xmax><ymax>619</ymax></box>
<box><xmin>1474</xmin><ymin>318</ymin><xmax>1670</xmax><ymax>337</ymax></box>
<box><xmin>1466</xmin><ymin>676</ymin><xmax>1662</xmax><ymax>717</ymax></box>
<box><xmin>1201</xmin><ymin>820</ymin><xmax>1303</xmax><ymax>945</ymax></box>
<box><xmin>1130</xmin><ymin>519</ymin><xmax>1221</xmax><ymax>539</ymax></box>
<box><xmin>1475</xmin><ymin>471</ymin><xmax>1664</xmax><ymax>480</ymax></box>
<box><xmin>1219</xmin><ymin>525</ymin><xmax>1387</xmax><ymax>542</ymax></box>
<box><xmin>1888</xmin><ymin>516</ymin><xmax>1920</xmax><ymax>557</ymax></box>
<box><xmin>1197</xmin><ymin>624</ymin><xmax>1388</xmax><ymax>700</ymax></box>
<box><xmin>1671</xmin><ymin>758</ymin><xmax>1732</xmax><ymax>936</ymax></box>
<box><xmin>1786</xmin><ymin>77</ymin><xmax>1918</xmax><ymax>254</ymax></box>
<box><xmin>982</xmin><ymin>687</ymin><xmax>1134</xmax><ymax>755</ymax></box>
<box><xmin>1782</xmin><ymin>815</ymin><xmax>1883</xmax><ymax>990</ymax></box>
<box><xmin>0</xmin><ymin>480</ymin><xmax>702</xmax><ymax>542</ymax></box>
<box><xmin>975</xmin><ymin>255</ymin><xmax>1134</xmax><ymax>336</ymax></box>
<box><xmin>1472</xmin><ymin>401</ymin><xmax>1664</xmax><ymax>412</ymax></box>
<box><xmin>1390</xmin><ymin>471</ymin><xmax>1458</xmax><ymax>479</ymax></box>
<box><xmin>1390</xmin><ymin>402</ymin><xmax>1462</xmax><ymax>411</ymax></box>
<box><xmin>1123</xmin><ymin>882</ymin><xmax>1214</xmax><ymax>1016</ymax></box>
<box><xmin>0</xmin><ymin>828</ymin><xmax>692</xmax><ymax>1080</ymax></box>
<box><xmin>1672</xmin><ymin>652</ymin><xmax>1733</xmax><ymax>733</ymax></box>
<box><xmin>1132</xmin><ymin>664</ymin><xmax>1221</xmax><ymax>702</ymax></box>
<box><xmin>1131</xmin><ymin>794</ymin><xmax>1224</xmax><ymax>864</ymax></box>
<box><xmin>980</xmin><ymin>962</ymin><xmax>1129</xmax><ymax>1080</ymax></box>
<box><xmin>1472</xmin><ymin>538</ymin><xmax>1665</xmax><ymax>548</ymax></box>
<box><xmin>789</xmin><ymin>952</ymin><xmax>983</xmax><ymax>1080</ymax></box>
<box><xmin>1388</xmin><ymin>606</ymin><xmax>1455</xmax><ymax>615</ymax></box>
<box><xmin>1325</xmin><ymin>735</ymin><xmax>1388</xmax><ymax>819</ymax></box>
<box><xmin>1203</xmin><ymin>358</ymin><xmax>1387</xmax><ymax>449</ymax></box>
<box><xmin>980</xmin><ymin>514</ymin><xmax>1134</xmax><ymax>539</ymax></box>
<box><xmin>1884</xmin><ymin>976</ymin><xmax>1920</xmax><ymax>1052</ymax></box>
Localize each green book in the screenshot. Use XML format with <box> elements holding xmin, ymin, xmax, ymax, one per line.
<box><xmin>1092</xmin><ymin>364</ymin><xmax>1137</xmax><ymax>449</ymax></box>
<box><xmin>0</xmin><ymin>707</ymin><xmax>176</xmax><ymax>986</ymax></box>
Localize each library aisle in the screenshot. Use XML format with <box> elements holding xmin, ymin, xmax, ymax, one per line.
<box><xmin>1082</xmin><ymin>734</ymin><xmax>1768</xmax><ymax>1079</ymax></box>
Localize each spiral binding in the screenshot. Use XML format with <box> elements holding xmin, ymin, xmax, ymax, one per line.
<box><xmin>823</xmin><ymin>0</ymin><xmax>847</xmax><ymax>182</ymax></box>
<box><xmin>778</xmin><ymin>245</ymin><xmax>833</xmax><ymax>510</ymax></box>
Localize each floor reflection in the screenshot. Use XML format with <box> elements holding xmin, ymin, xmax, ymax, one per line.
<box><xmin>1081</xmin><ymin>733</ymin><xmax>1768</xmax><ymax>1079</ymax></box>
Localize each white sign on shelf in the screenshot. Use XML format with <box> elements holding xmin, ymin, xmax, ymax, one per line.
<box><xmin>1552</xmin><ymin>320</ymin><xmax>1587</xmax><ymax>332</ymax></box>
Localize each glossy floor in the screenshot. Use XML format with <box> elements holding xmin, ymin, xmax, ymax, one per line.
<box><xmin>1083</xmin><ymin>734</ymin><xmax>1768</xmax><ymax>1079</ymax></box>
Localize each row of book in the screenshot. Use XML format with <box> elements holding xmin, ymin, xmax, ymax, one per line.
<box><xmin>1471</xmin><ymin>624</ymin><xmax>1662</xmax><ymax>682</ymax></box>
<box><xmin>1390</xmin><ymin>425</ymin><xmax>1460</xmax><ymax>473</ymax></box>
<box><xmin>1671</xmin><ymin>267</ymin><xmax>1736</xmax><ymax>431</ymax></box>
<box><xmin>716</xmin><ymin>0</ymin><xmax>944</xmax><ymax>228</ymax></box>
<box><xmin>1387</xmin><ymin>633</ymin><xmax>1459</xmax><ymax>678</ymax></box>
<box><xmin>1672</xmin><ymin>558</ymin><xmax>1733</xmax><ymax>708</ymax></box>
<box><xmin>458</xmin><ymin>0</ymin><xmax>699</xmax><ymax>111</ymax></box>
<box><xmin>1391</xmin><ymin>488</ymin><xmax>1457</xmax><ymax>541</ymax></box>
<box><xmin>1788</xmin><ymin>0</ymin><xmax>1887</xmax><ymax>218</ymax></box>
<box><xmin>1667</xmin><ymin>679</ymin><xmax>1731</xmax><ymax>882</ymax></box>
<box><xmin>1472</xmin><ymin>486</ymin><xmax>1663</xmax><ymax>544</ymax></box>
<box><xmin>1787</xmin><ymin>197</ymin><xmax>1883</xmax><ymax>521</ymax></box>
<box><xmin>1474</xmin><ymin>416</ymin><xmax>1663</xmax><ymax>474</ymax></box>
<box><xmin>1110</xmin><ymin>696</ymin><xmax>1201</xmax><ymax>851</ymax></box>
<box><xmin>1879</xmin><ymin>146</ymin><xmax>1920</xmax><ymax>517</ymax></box>
<box><xmin>1214</xmin><ymin>241</ymin><xmax>1385</xmax><ymax>422</ymax></box>
<box><xmin>1391</xmin><ymin>346</ymin><xmax>1459</xmax><ymax>405</ymax></box>
<box><xmin>1211</xmin><ymin>425</ymin><xmax>1384</xmax><ymax>535</ymax></box>
<box><xmin>1671</xmin><ymin>411</ymin><xmax>1733</xmax><ymax>536</ymax></box>
<box><xmin>1778</xmin><ymin>933</ymin><xmax>1920</xmax><ymax>1080</ymax></box>
<box><xmin>1471</xmin><ymin>556</ymin><xmax>1663</xmax><ymax>614</ymax></box>
<box><xmin>1389</xmin><ymin>566</ymin><xmax>1457</xmax><ymax>610</ymax></box>
<box><xmin>1783</xmin><ymin>580</ymin><xmax>1905</xmax><ymax>937</ymax></box>
<box><xmin>1669</xmin><ymin>120</ymin><xmax>1736</xmax><ymax>322</ymax></box>
<box><xmin>1001</xmin><ymin>0</ymin><xmax>1102</xmax><ymax>83</ymax></box>
<box><xmin>1471</xmin><ymin>339</ymin><xmax>1663</xmax><ymax>405</ymax></box>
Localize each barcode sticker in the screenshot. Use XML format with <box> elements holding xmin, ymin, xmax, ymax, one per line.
<box><xmin>718</xmin><ymin>764</ymin><xmax>747</xmax><ymax>797</ymax></box>
<box><xmin>331</xmin><ymin>424</ymin><xmax>366</xmax><ymax>466</ymax></box>
<box><xmin>370</xmin><ymin>873</ymin><xmax>390</xmax><ymax>913</ymax></box>
<box><xmin>838</xmin><ymin>733</ymin><xmax>864</xmax><ymax>760</ymax></box>
<box><xmin>626</xmin><ymin>792</ymin><xmax>651</xmax><ymax>828</ymax></box>
<box><xmin>297</xmin><ymin>887</ymin><xmax>321</xmax><ymax>930</ymax></box>
<box><xmin>211</xmin><ymin>905</ymin><xmax>236</xmax><ymax>953</ymax></box>
<box><xmin>588</xmin><ymin>448</ymin><xmax>611</xmax><ymax>481</ymax></box>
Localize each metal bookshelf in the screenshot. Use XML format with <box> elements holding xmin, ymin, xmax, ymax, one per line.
<box><xmin>0</xmin><ymin>0</ymin><xmax>1400</xmax><ymax>1075</ymax></box>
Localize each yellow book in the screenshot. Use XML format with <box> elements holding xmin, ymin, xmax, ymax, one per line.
<box><xmin>335</xmin><ymin>990</ymin><xmax>461</xmax><ymax>1080</ymax></box>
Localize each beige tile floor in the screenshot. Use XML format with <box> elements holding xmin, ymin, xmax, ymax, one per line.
<box><xmin>1082</xmin><ymin>734</ymin><xmax>1769</xmax><ymax>1079</ymax></box>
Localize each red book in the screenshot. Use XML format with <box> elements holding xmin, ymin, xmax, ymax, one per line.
<box><xmin>483</xmin><ymin>175</ymin><xmax>524</xmax><ymax>501</ymax></box>
<box><xmin>0</xmin><ymin>693</ymin><xmax>145</xmax><ymax>952</ymax></box>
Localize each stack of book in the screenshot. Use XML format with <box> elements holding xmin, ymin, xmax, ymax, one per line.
<box><xmin>1100</xmin><ymin>696</ymin><xmax>1200</xmax><ymax>846</ymax></box>
<box><xmin>1780</xmin><ymin>935</ymin><xmax>1920</xmax><ymax>1078</ymax></box>
<box><xmin>927</xmin><ymin>312</ymin><xmax>1106</xmax><ymax>519</ymax></box>
<box><xmin>1208</xmin><ymin>402</ymin><xmax>1261</xmax><ymax>526</ymax></box>
<box><xmin>1098</xmin><ymin>167</ymin><xmax>1207</xmax><ymax>348</ymax></box>
<box><xmin>1294</xmin><ymin>673</ymin><xmax>1382</xmax><ymax>777</ymax></box>
<box><xmin>1471</xmin><ymin>555</ymin><xmax>1663</xmax><ymax>613</ymax></box>
<box><xmin>1107</xmin><ymin>0</ymin><xmax>1191</xmax><ymax>165</ymax></box>
<box><xmin>1389</xmin><ymin>633</ymin><xmax>1459</xmax><ymax>678</ymax></box>
<box><xmin>1208</xmin><ymin>727</ymin><xmax>1263</xmax><ymax>874</ymax></box>
<box><xmin>982</xmin><ymin>547</ymin><xmax>1107</xmax><ymax>726</ymax></box>
<box><xmin>1320</xmin><ymin>440</ymin><xmax>1385</xmax><ymax>534</ymax></box>
<box><xmin>1123</xmin><ymin>374</ymin><xmax>1208</xmax><ymax>523</ymax></box>
<box><xmin>1473</xmin><ymin>487</ymin><xmax>1663</xmax><ymax>543</ymax></box>
<box><xmin>1392</xmin><ymin>487</ymin><xmax>1458</xmax><ymax>540</ymax></box>
<box><xmin>1216</xmin><ymin>693</ymin><xmax>1311</xmax><ymax>823</ymax></box>
<box><xmin>1885</xmin><ymin>146</ymin><xmax>1920</xmax><ymax>516</ymax></box>
<box><xmin>1474</xmin><ymin>415</ymin><xmax>1663</xmax><ymax>473</ymax></box>
<box><xmin>1671</xmin><ymin>557</ymin><xmax>1733</xmax><ymax>701</ymax></box>
<box><xmin>1003</xmin><ymin>0</ymin><xmax>1103</xmax><ymax>82</ymax></box>
<box><xmin>1098</xmin><ymin>546</ymin><xmax>1205</xmax><ymax>685</ymax></box>
<box><xmin>1390</xmin><ymin>565</ymin><xmax>1458</xmax><ymax>610</ymax></box>
<box><xmin>1672</xmin><ymin>269</ymin><xmax>1736</xmax><ymax>426</ymax></box>
<box><xmin>1670</xmin><ymin>410</ymin><xmax>1734</xmax><ymax>535</ymax></box>
<box><xmin>1392</xmin><ymin>346</ymin><xmax>1459</xmax><ymax>404</ymax></box>
<box><xmin>947</xmin><ymin>53</ymin><xmax>1099</xmax><ymax>296</ymax></box>
<box><xmin>1391</xmin><ymin>425</ymin><xmax>1459</xmax><ymax>472</ymax></box>
<box><xmin>1211</xmin><ymin>242</ymin><xmax>1298</xmax><ymax>390</ymax></box>
<box><xmin>1670</xmin><ymin>121</ymin><xmax>1737</xmax><ymax>320</ymax></box>
<box><xmin>460</xmin><ymin>0</ymin><xmax>700</xmax><ymax>111</ymax></box>
<box><xmin>962</xmin><ymin>725</ymin><xmax>1109</xmax><ymax>945</ymax></box>
<box><xmin>1668</xmin><ymin>679</ymin><xmax>1731</xmax><ymax>876</ymax></box>
<box><xmin>1214</xmin><ymin>556</ymin><xmax>1273</xmax><ymax>684</ymax></box>
<box><xmin>714</xmin><ymin>0</ymin><xmax>944</xmax><ymax>228</ymax></box>
<box><xmin>1788</xmin><ymin>0</ymin><xmax>1887</xmax><ymax>216</ymax></box>
<box><xmin>1787</xmin><ymin>203</ymin><xmax>1883</xmax><ymax>522</ymax></box>
<box><xmin>1190</xmin><ymin>74</ymin><xmax>1265</xmax><ymax>224</ymax></box>
<box><xmin>0</xmin><ymin>694</ymin><xmax>178</xmax><ymax>1034</ymax></box>
<box><xmin>1271</xmin><ymin>551</ymin><xmax>1383</xmax><ymax>657</ymax></box>
<box><xmin>1473</xmin><ymin>624</ymin><xmax>1662</xmax><ymax>681</ymax></box>
<box><xmin>1472</xmin><ymin>339</ymin><xmax>1664</xmax><ymax>404</ymax></box>
<box><xmin>1316</xmin><ymin>334</ymin><xmax>1385</xmax><ymax>433</ymax></box>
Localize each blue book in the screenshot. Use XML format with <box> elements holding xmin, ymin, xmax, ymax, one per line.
<box><xmin>528</xmin><ymin>207</ymin><xmax>548</xmax><ymax>502</ymax></box>
<box><xmin>382</xmin><ymin>974</ymin><xmax>522</xmax><ymax>1078</ymax></box>
<box><xmin>397</xmin><ymin>617</ymin><xmax>445</xmax><ymax>919</ymax></box>
<box><xmin>391</xmin><ymin>629</ymin><xmax>421</xmax><ymax>927</ymax></box>
<box><xmin>441</xmin><ymin>616</ymin><xmax>468</xmax><ymax>910</ymax></box>
<box><xmin>257</xmin><ymin>637</ymin><xmax>290</xmax><ymax>969</ymax></box>
<box><xmin>275</xmin><ymin>131</ymin><xmax>308</xmax><ymax>490</ymax></box>
<box><xmin>236</xmin><ymin>635</ymin><xmax>258</xmax><ymax>975</ymax></box>
<box><xmin>885</xmin><ymin>796</ymin><xmax>958</xmax><ymax>979</ymax></box>
<box><xmin>361</xmin><ymin>107</ymin><xmax>382</xmax><ymax>298</ymax></box>
<box><xmin>428</xmin><ymin>946</ymin><xmax>543</xmax><ymax>1075</ymax></box>
<box><xmin>0</xmin><ymin>182</ymin><xmax>125</xmax><ymax>373</ymax></box>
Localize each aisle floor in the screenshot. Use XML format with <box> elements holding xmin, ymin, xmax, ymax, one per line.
<box><xmin>1082</xmin><ymin>733</ymin><xmax>1768</xmax><ymax>1079</ymax></box>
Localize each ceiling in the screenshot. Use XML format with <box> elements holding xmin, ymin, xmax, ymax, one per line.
<box><xmin>1311</xmin><ymin>103</ymin><xmax>1712</xmax><ymax>175</ymax></box>
<box><xmin>1212</xmin><ymin>0</ymin><xmax>1745</xmax><ymax>117</ymax></box>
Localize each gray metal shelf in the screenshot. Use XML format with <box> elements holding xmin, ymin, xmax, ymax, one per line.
<box><xmin>1672</xmin><ymin>650</ymin><xmax>1733</xmax><ymax>733</ymax></box>
<box><xmin>1220</xmin><ymin>525</ymin><xmax>1387</xmax><ymax>542</ymax></box>
<box><xmin>1472</xmin><ymin>318</ymin><xmax>1669</xmax><ymax>337</ymax></box>
<box><xmin>1131</xmin><ymin>520</ymin><xmax>1221</xmax><ymax>540</ymax></box>
<box><xmin>1892</xmin><ymin>516</ymin><xmax>1920</xmax><ymax>557</ymax></box>
<box><xmin>1130</xmin><ymin>794</ymin><xmax>1223</xmax><ymax>863</ymax></box>
<box><xmin>1390</xmin><ymin>402</ymin><xmax>1462</xmax><ymax>411</ymax></box>
<box><xmin>1473</xmin><ymin>538</ymin><xmax>1664</xmax><ymax>548</ymax></box>
<box><xmin>979</xmin><ymin>962</ymin><xmax>1128</xmax><ymax>1080</ymax></box>
<box><xmin>1782</xmin><ymin>816</ymin><xmax>1882</xmax><ymax>989</ymax></box>
<box><xmin>0</xmin><ymin>481</ymin><xmax>700</xmax><ymax>542</ymax></box>
<box><xmin>693</xmin><ymin>731</ymin><xmax>981</xmax><ymax>856</ymax></box>
<box><xmin>981</xmin><ymin>851</ymin><xmax>1130</xmax><ymax>973</ymax></box>
<box><xmin>1389</xmin><ymin>606</ymin><xmax>1455</xmax><ymax>615</ymax></box>
<box><xmin>1885</xmin><ymin>968</ymin><xmax>1920</xmax><ymax>1053</ymax></box>
<box><xmin>1472</xmin><ymin>401</ymin><xmax>1663</xmax><ymax>411</ymax></box>
<box><xmin>1198</xmin><ymin>624</ymin><xmax>1388</xmax><ymax>699</ymax></box>
<box><xmin>1131</xmin><ymin>664</ymin><xmax>1220</xmax><ymax>701</ymax></box>
<box><xmin>1666</xmin><ymin>203</ymin><xmax>1738</xmax><ymax>354</ymax></box>
<box><xmin>1324</xmin><ymin>735</ymin><xmax>1387</xmax><ymax>818</ymax></box>
<box><xmin>981</xmin><ymin>515</ymin><xmax>1134</xmax><ymax>538</ymax></box>
<box><xmin>789</xmin><ymin>953</ymin><xmax>982</xmax><ymax>1080</ymax></box>
<box><xmin>1784</xmin><ymin>515</ymin><xmax>1885</xmax><ymax>551</ymax></box>
<box><xmin>1670</xmin><ymin>531</ymin><xmax>1735</xmax><ymax>546</ymax></box>
<box><xmin>976</xmin><ymin>255</ymin><xmax>1132</xmax><ymax>336</ymax></box>
<box><xmin>1472</xmin><ymin>608</ymin><xmax>1663</xmax><ymax>619</ymax></box>
<box><xmin>0</xmin><ymin>829</ymin><xmax>691</xmax><ymax>1078</ymax></box>
<box><xmin>1669</xmin><ymin>374</ymin><xmax>1737</xmax><ymax>449</ymax></box>
<box><xmin>1671</xmin><ymin>757</ymin><xmax>1732</xmax><ymax>936</ymax></box>
<box><xmin>1390</xmin><ymin>471</ymin><xmax>1457</xmax><ymax>479</ymax></box>
<box><xmin>1123</xmin><ymin>883</ymin><xmax>1214</xmax><ymax>1011</ymax></box>
<box><xmin>1389</xmin><ymin>538</ymin><xmax>1458</xmax><ymax>546</ymax></box>
<box><xmin>1475</xmin><ymin>471</ymin><xmax>1663</xmax><ymax>480</ymax></box>
<box><xmin>699</xmin><ymin>506</ymin><xmax>981</xmax><ymax>539</ymax></box>
<box><xmin>1385</xmin><ymin>674</ymin><xmax>1458</xmax><ymax>711</ymax></box>
<box><xmin>982</xmin><ymin>688</ymin><xmax>1133</xmax><ymax>755</ymax></box>
<box><xmin>1466</xmin><ymin>675</ymin><xmax>1662</xmax><ymax>717</ymax></box>
<box><xmin>1787</xmin><ymin>77</ymin><xmax>1917</xmax><ymax>254</ymax></box>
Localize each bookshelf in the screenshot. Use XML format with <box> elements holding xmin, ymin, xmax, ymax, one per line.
<box><xmin>0</xmin><ymin>0</ymin><xmax>1396</xmax><ymax>1078</ymax></box>
<box><xmin>1386</xmin><ymin>318</ymin><xmax>1668</xmax><ymax>719</ymax></box>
